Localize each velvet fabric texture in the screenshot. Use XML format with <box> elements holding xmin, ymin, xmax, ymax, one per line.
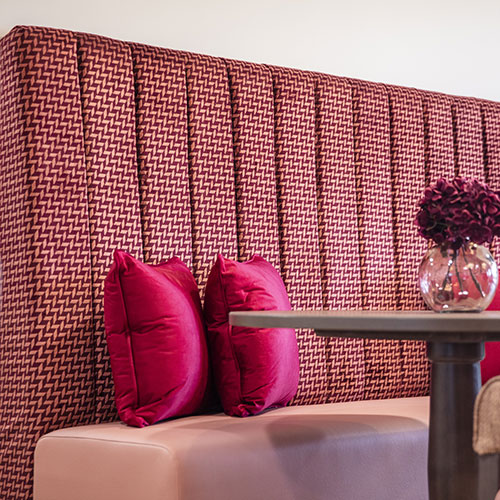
<box><xmin>104</xmin><ymin>250</ymin><xmax>213</xmax><ymax>427</ymax></box>
<box><xmin>482</xmin><ymin>290</ymin><xmax>500</xmax><ymax>384</ymax></box>
<box><xmin>204</xmin><ymin>254</ymin><xmax>299</xmax><ymax>417</ymax></box>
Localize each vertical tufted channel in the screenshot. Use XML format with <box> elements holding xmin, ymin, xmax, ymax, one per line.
<box><xmin>131</xmin><ymin>44</ymin><xmax>192</xmax><ymax>266</ymax></box>
<box><xmin>483</xmin><ymin>101</ymin><xmax>500</xmax><ymax>257</ymax></box>
<box><xmin>484</xmin><ymin>101</ymin><xmax>500</xmax><ymax>194</ymax></box>
<box><xmin>315</xmin><ymin>74</ymin><xmax>364</xmax><ymax>402</ymax></box>
<box><xmin>453</xmin><ymin>97</ymin><xmax>485</xmax><ymax>180</ymax></box>
<box><xmin>423</xmin><ymin>93</ymin><xmax>455</xmax><ymax>183</ymax></box>
<box><xmin>226</xmin><ymin>60</ymin><xmax>280</xmax><ymax>269</ymax></box>
<box><xmin>76</xmin><ymin>33</ymin><xmax>144</xmax><ymax>422</ymax></box>
<box><xmin>388</xmin><ymin>86</ymin><xmax>429</xmax><ymax>396</ymax></box>
<box><xmin>351</xmin><ymin>80</ymin><xmax>400</xmax><ymax>400</ymax></box>
<box><xmin>271</xmin><ymin>67</ymin><xmax>327</xmax><ymax>404</ymax></box>
<box><xmin>184</xmin><ymin>54</ymin><xmax>238</xmax><ymax>292</ymax></box>
<box><xmin>0</xmin><ymin>27</ymin><xmax>93</xmax><ymax>499</ymax></box>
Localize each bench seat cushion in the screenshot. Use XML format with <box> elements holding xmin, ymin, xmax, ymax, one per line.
<box><xmin>34</xmin><ymin>397</ymin><xmax>429</xmax><ymax>500</ymax></box>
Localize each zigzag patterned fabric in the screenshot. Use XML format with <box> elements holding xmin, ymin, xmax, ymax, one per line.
<box><xmin>1</xmin><ymin>25</ymin><xmax>500</xmax><ymax>499</ymax></box>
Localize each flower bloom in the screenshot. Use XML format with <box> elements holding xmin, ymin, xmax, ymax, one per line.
<box><xmin>416</xmin><ymin>177</ymin><xmax>500</xmax><ymax>249</ymax></box>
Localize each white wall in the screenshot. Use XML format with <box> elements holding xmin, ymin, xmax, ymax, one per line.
<box><xmin>1</xmin><ymin>0</ymin><xmax>499</xmax><ymax>101</ymax></box>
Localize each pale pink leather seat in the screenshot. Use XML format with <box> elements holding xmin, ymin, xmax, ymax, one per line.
<box><xmin>35</xmin><ymin>397</ymin><xmax>429</xmax><ymax>500</ymax></box>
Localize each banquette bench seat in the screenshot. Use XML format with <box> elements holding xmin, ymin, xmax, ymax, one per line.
<box><xmin>35</xmin><ymin>398</ymin><xmax>429</xmax><ymax>500</ymax></box>
<box><xmin>1</xmin><ymin>24</ymin><xmax>500</xmax><ymax>500</ymax></box>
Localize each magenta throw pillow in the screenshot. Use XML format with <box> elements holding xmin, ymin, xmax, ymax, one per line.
<box><xmin>482</xmin><ymin>290</ymin><xmax>500</xmax><ymax>384</ymax></box>
<box><xmin>104</xmin><ymin>250</ymin><xmax>214</xmax><ymax>427</ymax></box>
<box><xmin>204</xmin><ymin>254</ymin><xmax>299</xmax><ymax>417</ymax></box>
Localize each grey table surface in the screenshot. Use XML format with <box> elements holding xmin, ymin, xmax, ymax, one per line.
<box><xmin>229</xmin><ymin>310</ymin><xmax>500</xmax><ymax>342</ymax></box>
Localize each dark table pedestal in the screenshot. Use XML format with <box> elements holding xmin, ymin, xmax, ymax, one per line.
<box><xmin>428</xmin><ymin>342</ymin><xmax>499</xmax><ymax>500</ymax></box>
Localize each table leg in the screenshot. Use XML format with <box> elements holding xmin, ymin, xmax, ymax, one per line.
<box><xmin>427</xmin><ymin>342</ymin><xmax>498</xmax><ymax>500</ymax></box>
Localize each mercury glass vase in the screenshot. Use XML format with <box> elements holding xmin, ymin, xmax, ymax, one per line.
<box><xmin>418</xmin><ymin>241</ymin><xmax>498</xmax><ymax>313</ymax></box>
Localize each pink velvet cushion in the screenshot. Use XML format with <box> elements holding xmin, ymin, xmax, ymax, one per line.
<box><xmin>482</xmin><ymin>289</ymin><xmax>500</xmax><ymax>384</ymax></box>
<box><xmin>104</xmin><ymin>250</ymin><xmax>213</xmax><ymax>427</ymax></box>
<box><xmin>204</xmin><ymin>254</ymin><xmax>299</xmax><ymax>417</ymax></box>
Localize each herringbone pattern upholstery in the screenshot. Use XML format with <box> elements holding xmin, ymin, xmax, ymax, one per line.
<box><xmin>227</xmin><ymin>60</ymin><xmax>280</xmax><ymax>268</ymax></box>
<box><xmin>315</xmin><ymin>75</ymin><xmax>364</xmax><ymax>402</ymax></box>
<box><xmin>352</xmin><ymin>80</ymin><xmax>401</xmax><ymax>400</ymax></box>
<box><xmin>272</xmin><ymin>67</ymin><xmax>327</xmax><ymax>404</ymax></box>
<box><xmin>78</xmin><ymin>33</ymin><xmax>144</xmax><ymax>423</ymax></box>
<box><xmin>454</xmin><ymin>98</ymin><xmax>485</xmax><ymax>180</ymax></box>
<box><xmin>388</xmin><ymin>87</ymin><xmax>429</xmax><ymax>395</ymax></box>
<box><xmin>0</xmin><ymin>27</ymin><xmax>94</xmax><ymax>498</ymax></box>
<box><xmin>185</xmin><ymin>54</ymin><xmax>239</xmax><ymax>291</ymax></box>
<box><xmin>1</xmin><ymin>25</ymin><xmax>500</xmax><ymax>498</ymax></box>
<box><xmin>424</xmin><ymin>93</ymin><xmax>455</xmax><ymax>182</ymax></box>
<box><xmin>483</xmin><ymin>101</ymin><xmax>500</xmax><ymax>258</ymax></box>
<box><xmin>132</xmin><ymin>44</ymin><xmax>193</xmax><ymax>267</ymax></box>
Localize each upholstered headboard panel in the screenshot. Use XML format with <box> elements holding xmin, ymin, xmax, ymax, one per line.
<box><xmin>2</xmin><ymin>25</ymin><xmax>500</xmax><ymax>499</ymax></box>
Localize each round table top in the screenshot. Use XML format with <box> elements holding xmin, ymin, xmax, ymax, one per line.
<box><xmin>228</xmin><ymin>310</ymin><xmax>500</xmax><ymax>342</ymax></box>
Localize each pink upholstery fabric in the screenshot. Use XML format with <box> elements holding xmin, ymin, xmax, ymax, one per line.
<box><xmin>2</xmin><ymin>24</ymin><xmax>500</xmax><ymax>498</ymax></box>
<box><xmin>104</xmin><ymin>251</ymin><xmax>214</xmax><ymax>427</ymax></box>
<box><xmin>272</xmin><ymin>68</ymin><xmax>327</xmax><ymax>404</ymax></box>
<box><xmin>454</xmin><ymin>98</ymin><xmax>484</xmax><ymax>180</ymax></box>
<box><xmin>315</xmin><ymin>75</ymin><xmax>364</xmax><ymax>402</ymax></box>
<box><xmin>227</xmin><ymin>60</ymin><xmax>280</xmax><ymax>268</ymax></box>
<box><xmin>185</xmin><ymin>53</ymin><xmax>239</xmax><ymax>291</ymax></box>
<box><xmin>389</xmin><ymin>88</ymin><xmax>429</xmax><ymax>395</ymax></box>
<box><xmin>482</xmin><ymin>342</ymin><xmax>500</xmax><ymax>385</ymax></box>
<box><xmin>204</xmin><ymin>255</ymin><xmax>299</xmax><ymax>416</ymax></box>
<box><xmin>78</xmin><ymin>32</ymin><xmax>145</xmax><ymax>422</ymax></box>
<box><xmin>132</xmin><ymin>44</ymin><xmax>192</xmax><ymax>267</ymax></box>
<box><xmin>0</xmin><ymin>28</ymin><xmax>94</xmax><ymax>499</ymax></box>
<box><xmin>424</xmin><ymin>94</ymin><xmax>455</xmax><ymax>183</ymax></box>
<box><xmin>481</xmin><ymin>290</ymin><xmax>500</xmax><ymax>384</ymax></box>
<box><xmin>481</xmin><ymin>101</ymin><xmax>500</xmax><ymax>386</ymax></box>
<box><xmin>352</xmin><ymin>81</ymin><xmax>400</xmax><ymax>400</ymax></box>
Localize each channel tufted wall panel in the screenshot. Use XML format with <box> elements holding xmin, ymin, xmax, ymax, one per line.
<box><xmin>131</xmin><ymin>44</ymin><xmax>193</xmax><ymax>267</ymax></box>
<box><xmin>184</xmin><ymin>54</ymin><xmax>238</xmax><ymax>291</ymax></box>
<box><xmin>315</xmin><ymin>75</ymin><xmax>364</xmax><ymax>402</ymax></box>
<box><xmin>454</xmin><ymin>98</ymin><xmax>485</xmax><ymax>180</ymax></box>
<box><xmin>1</xmin><ymin>25</ymin><xmax>500</xmax><ymax>499</ymax></box>
<box><xmin>271</xmin><ymin>67</ymin><xmax>327</xmax><ymax>405</ymax></box>
<box><xmin>483</xmin><ymin>101</ymin><xmax>500</xmax><ymax>257</ymax></box>
<box><xmin>484</xmin><ymin>102</ymin><xmax>500</xmax><ymax>189</ymax></box>
<box><xmin>351</xmin><ymin>80</ymin><xmax>401</xmax><ymax>400</ymax></box>
<box><xmin>77</xmin><ymin>32</ymin><xmax>144</xmax><ymax>423</ymax></box>
<box><xmin>226</xmin><ymin>60</ymin><xmax>280</xmax><ymax>269</ymax></box>
<box><xmin>424</xmin><ymin>94</ymin><xmax>455</xmax><ymax>183</ymax></box>
<box><xmin>388</xmin><ymin>87</ymin><xmax>429</xmax><ymax>396</ymax></box>
<box><xmin>0</xmin><ymin>27</ymin><xmax>94</xmax><ymax>499</ymax></box>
